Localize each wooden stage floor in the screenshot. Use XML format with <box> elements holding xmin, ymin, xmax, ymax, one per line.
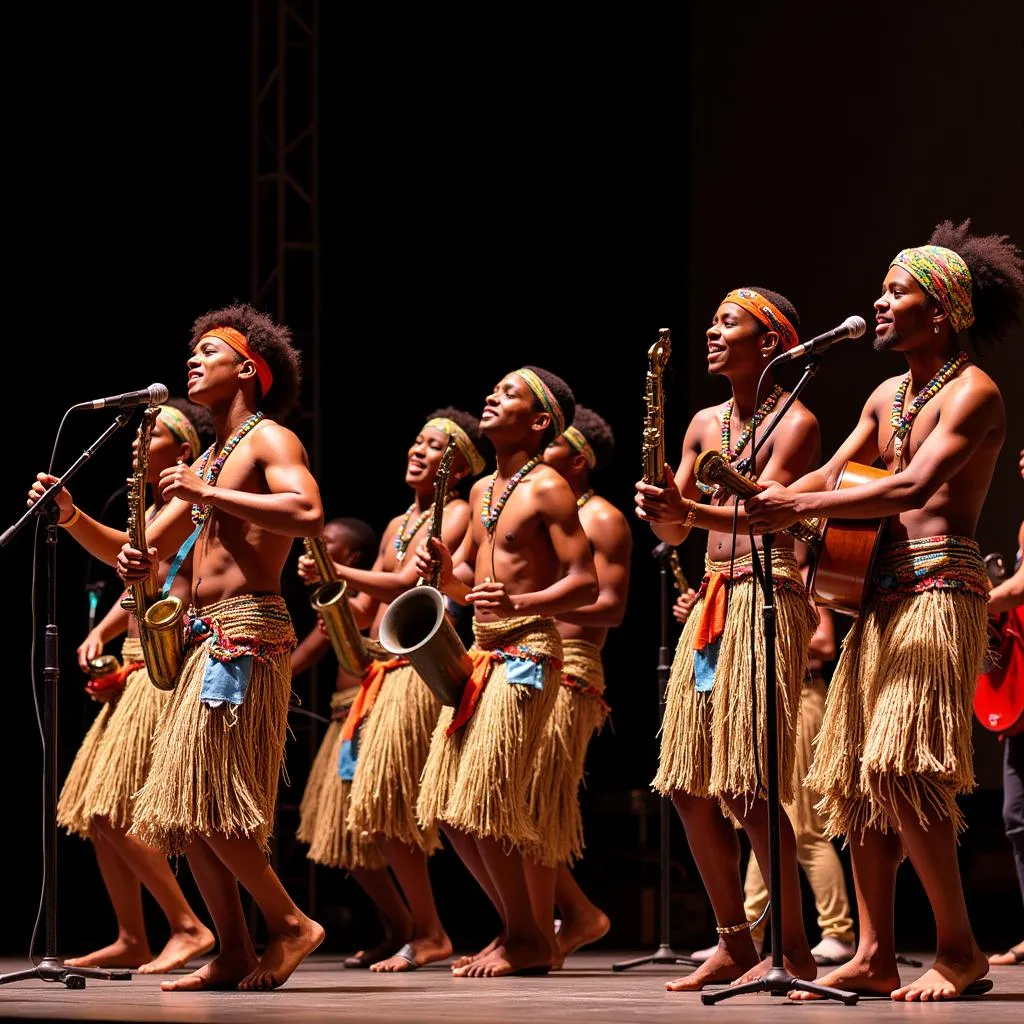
<box><xmin>1</xmin><ymin>952</ymin><xmax>1021</xmax><ymax>1023</ymax></box>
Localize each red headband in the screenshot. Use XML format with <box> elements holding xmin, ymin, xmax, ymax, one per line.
<box><xmin>199</xmin><ymin>327</ymin><xmax>274</xmax><ymax>396</ymax></box>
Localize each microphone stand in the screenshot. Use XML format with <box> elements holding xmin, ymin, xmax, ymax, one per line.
<box><xmin>613</xmin><ymin>542</ymin><xmax>699</xmax><ymax>971</ymax></box>
<box><xmin>701</xmin><ymin>354</ymin><xmax>856</xmax><ymax>1007</ymax></box>
<box><xmin>0</xmin><ymin>411</ymin><xmax>135</xmax><ymax>990</ymax></box>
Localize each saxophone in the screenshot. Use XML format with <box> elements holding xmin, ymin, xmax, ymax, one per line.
<box><xmin>120</xmin><ymin>407</ymin><xmax>186</xmax><ymax>691</ymax></box>
<box><xmin>668</xmin><ymin>548</ymin><xmax>691</xmax><ymax>594</ymax></box>
<box><xmin>642</xmin><ymin>328</ymin><xmax>672</xmax><ymax>485</ymax></box>
<box><xmin>379</xmin><ymin>435</ymin><xmax>472</xmax><ymax>705</ymax></box>
<box><xmin>305</xmin><ymin>536</ymin><xmax>371</xmax><ymax>675</ymax></box>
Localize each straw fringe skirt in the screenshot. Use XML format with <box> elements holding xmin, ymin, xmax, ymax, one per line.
<box><xmin>652</xmin><ymin>552</ymin><xmax>815</xmax><ymax>807</ymax></box>
<box><xmin>348</xmin><ymin>662</ymin><xmax>441</xmax><ymax>854</ymax></box>
<box><xmin>57</xmin><ymin>638</ymin><xmax>168</xmax><ymax>838</ymax></box>
<box><xmin>129</xmin><ymin>595</ymin><xmax>295</xmax><ymax>856</ymax></box>
<box><xmin>418</xmin><ymin>616</ymin><xmax>562</xmax><ymax>847</ymax></box>
<box><xmin>525</xmin><ymin>638</ymin><xmax>608</xmax><ymax>866</ymax></box>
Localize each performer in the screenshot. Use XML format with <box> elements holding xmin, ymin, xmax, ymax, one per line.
<box><xmin>634</xmin><ymin>286</ymin><xmax>821</xmax><ymax>990</ymax></box>
<box><xmin>52</xmin><ymin>399</ymin><xmax>215</xmax><ymax>972</ymax></box>
<box><xmin>297</xmin><ymin>410</ymin><xmax>485</xmax><ymax>972</ymax></box>
<box><xmin>526</xmin><ymin>407</ymin><xmax>631</xmax><ymax>965</ymax></box>
<box><xmin>30</xmin><ymin>304</ymin><xmax>325</xmax><ymax>992</ymax></box>
<box><xmin>414</xmin><ymin>367</ymin><xmax>598</xmax><ymax>978</ymax></box>
<box><xmin>746</xmin><ymin>221</ymin><xmax>1024</xmax><ymax>1000</ymax></box>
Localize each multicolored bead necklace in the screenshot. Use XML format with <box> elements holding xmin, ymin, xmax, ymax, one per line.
<box><xmin>889</xmin><ymin>351</ymin><xmax>968</xmax><ymax>463</ymax></box>
<box><xmin>394</xmin><ymin>495</ymin><xmax>454</xmax><ymax>562</ymax></box>
<box><xmin>191</xmin><ymin>411</ymin><xmax>264</xmax><ymax>525</ymax></box>
<box><xmin>481</xmin><ymin>455</ymin><xmax>543</xmax><ymax>534</ymax></box>
<box><xmin>577</xmin><ymin>488</ymin><xmax>595</xmax><ymax>510</ymax></box>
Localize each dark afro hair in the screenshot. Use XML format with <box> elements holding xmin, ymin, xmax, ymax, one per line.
<box><xmin>520</xmin><ymin>366</ymin><xmax>576</xmax><ymax>448</ymax></box>
<box><xmin>162</xmin><ymin>396</ymin><xmax>215</xmax><ymax>453</ymax></box>
<box><xmin>425</xmin><ymin>406</ymin><xmax>491</xmax><ymax>478</ymax></box>
<box><xmin>927</xmin><ymin>219</ymin><xmax>1024</xmax><ymax>349</ymax></box>
<box><xmin>739</xmin><ymin>286</ymin><xmax>802</xmax><ymax>339</ymax></box>
<box><xmin>570</xmin><ymin>406</ymin><xmax>615</xmax><ymax>471</ymax></box>
<box><xmin>329</xmin><ymin>517</ymin><xmax>378</xmax><ymax>570</ymax></box>
<box><xmin>190</xmin><ymin>303</ymin><xmax>302</xmax><ymax>420</ymax></box>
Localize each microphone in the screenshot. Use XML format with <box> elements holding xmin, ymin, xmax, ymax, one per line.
<box><xmin>772</xmin><ymin>316</ymin><xmax>866</xmax><ymax>364</ymax></box>
<box><xmin>71</xmin><ymin>383</ymin><xmax>169</xmax><ymax>411</ymax></box>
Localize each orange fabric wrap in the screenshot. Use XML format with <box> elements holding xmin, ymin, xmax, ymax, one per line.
<box><xmin>200</xmin><ymin>326</ymin><xmax>274</xmax><ymax>396</ymax></box>
<box><xmin>341</xmin><ymin>657</ymin><xmax>408</xmax><ymax>742</ymax></box>
<box><xmin>446</xmin><ymin>648</ymin><xmax>500</xmax><ymax>736</ymax></box>
<box><xmin>693</xmin><ymin>571</ymin><xmax>729</xmax><ymax>652</ymax></box>
<box><xmin>84</xmin><ymin>660</ymin><xmax>145</xmax><ymax>698</ymax></box>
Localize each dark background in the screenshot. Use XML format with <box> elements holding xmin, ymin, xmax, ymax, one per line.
<box><xmin>4</xmin><ymin>1</ymin><xmax>1022</xmax><ymax>960</ymax></box>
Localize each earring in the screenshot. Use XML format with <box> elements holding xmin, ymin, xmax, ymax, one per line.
<box><xmin>934</xmin><ymin>325</ymin><xmax>939</xmax><ymax>334</ymax></box>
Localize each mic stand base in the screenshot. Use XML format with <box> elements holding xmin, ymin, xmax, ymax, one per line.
<box><xmin>701</xmin><ymin>965</ymin><xmax>859</xmax><ymax>1006</ymax></box>
<box><xmin>613</xmin><ymin>945</ymin><xmax>700</xmax><ymax>972</ymax></box>
<box><xmin>0</xmin><ymin>957</ymin><xmax>132</xmax><ymax>989</ymax></box>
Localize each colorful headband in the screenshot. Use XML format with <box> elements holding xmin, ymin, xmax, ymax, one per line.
<box><xmin>424</xmin><ymin>417</ymin><xmax>486</xmax><ymax>476</ymax></box>
<box><xmin>199</xmin><ymin>326</ymin><xmax>274</xmax><ymax>396</ymax></box>
<box><xmin>890</xmin><ymin>245</ymin><xmax>975</xmax><ymax>334</ymax></box>
<box><xmin>157</xmin><ymin>405</ymin><xmax>201</xmax><ymax>457</ymax></box>
<box><xmin>563</xmin><ymin>425</ymin><xmax>597</xmax><ymax>469</ymax></box>
<box><xmin>514</xmin><ymin>367</ymin><xmax>566</xmax><ymax>438</ymax></box>
<box><xmin>721</xmin><ymin>289</ymin><xmax>800</xmax><ymax>352</ymax></box>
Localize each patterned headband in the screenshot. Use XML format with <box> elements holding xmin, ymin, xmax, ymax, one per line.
<box><xmin>563</xmin><ymin>425</ymin><xmax>597</xmax><ymax>469</ymax></box>
<box><xmin>890</xmin><ymin>245</ymin><xmax>975</xmax><ymax>334</ymax></box>
<box><xmin>424</xmin><ymin>417</ymin><xmax>486</xmax><ymax>476</ymax></box>
<box><xmin>157</xmin><ymin>405</ymin><xmax>201</xmax><ymax>457</ymax></box>
<box><xmin>721</xmin><ymin>289</ymin><xmax>800</xmax><ymax>352</ymax></box>
<box><xmin>514</xmin><ymin>367</ymin><xmax>566</xmax><ymax>437</ymax></box>
<box><xmin>199</xmin><ymin>326</ymin><xmax>275</xmax><ymax>396</ymax></box>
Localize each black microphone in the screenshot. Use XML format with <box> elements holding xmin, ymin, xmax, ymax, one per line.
<box><xmin>771</xmin><ymin>316</ymin><xmax>867</xmax><ymax>364</ymax></box>
<box><xmin>71</xmin><ymin>383</ymin><xmax>169</xmax><ymax>411</ymax></box>
<box><xmin>652</xmin><ymin>541</ymin><xmax>673</xmax><ymax>559</ymax></box>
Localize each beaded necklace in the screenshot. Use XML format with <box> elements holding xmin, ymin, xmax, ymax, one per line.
<box><xmin>191</xmin><ymin>411</ymin><xmax>264</xmax><ymax>525</ymax></box>
<box><xmin>577</xmin><ymin>488</ymin><xmax>595</xmax><ymax>510</ymax></box>
<box><xmin>889</xmin><ymin>351</ymin><xmax>968</xmax><ymax>462</ymax></box>
<box><xmin>481</xmin><ymin>455</ymin><xmax>543</xmax><ymax>535</ymax></box>
<box><xmin>394</xmin><ymin>494</ymin><xmax>454</xmax><ymax>562</ymax></box>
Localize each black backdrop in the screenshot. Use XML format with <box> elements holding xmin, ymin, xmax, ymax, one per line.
<box><xmin>4</xmin><ymin>2</ymin><xmax>1022</xmax><ymax>958</ymax></box>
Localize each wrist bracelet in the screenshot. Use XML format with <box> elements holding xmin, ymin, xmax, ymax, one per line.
<box><xmin>59</xmin><ymin>505</ymin><xmax>82</xmax><ymax>529</ymax></box>
<box><xmin>681</xmin><ymin>499</ymin><xmax>697</xmax><ymax>529</ymax></box>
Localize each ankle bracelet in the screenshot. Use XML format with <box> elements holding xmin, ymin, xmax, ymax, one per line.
<box><xmin>715</xmin><ymin>921</ymin><xmax>751</xmax><ymax>936</ymax></box>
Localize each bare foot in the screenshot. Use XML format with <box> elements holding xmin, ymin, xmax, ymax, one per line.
<box><xmin>789</xmin><ymin>952</ymin><xmax>900</xmax><ymax>1000</ymax></box>
<box><xmin>665</xmin><ymin>939</ymin><xmax>760</xmax><ymax>992</ymax></box>
<box><xmin>160</xmin><ymin>951</ymin><xmax>257</xmax><ymax>992</ymax></box>
<box><xmin>452</xmin><ymin>935</ymin><xmax>502</xmax><ymax>971</ymax></box>
<box><xmin>455</xmin><ymin>937</ymin><xmax>552</xmax><ymax>978</ymax></box>
<box><xmin>238</xmin><ymin>916</ymin><xmax>325</xmax><ymax>991</ymax></box>
<box><xmin>344</xmin><ymin>929</ymin><xmax>412</xmax><ymax>969</ymax></box>
<box><xmin>556</xmin><ymin>909</ymin><xmax>610</xmax><ymax>958</ymax></box>
<box><xmin>65</xmin><ymin>937</ymin><xmax>151</xmax><ymax>969</ymax></box>
<box><xmin>989</xmin><ymin>939</ymin><xmax>1024</xmax><ymax>966</ymax></box>
<box><xmin>733</xmin><ymin>951</ymin><xmax>817</xmax><ymax>986</ymax></box>
<box><xmin>138</xmin><ymin>923</ymin><xmax>216</xmax><ymax>973</ymax></box>
<box><xmin>892</xmin><ymin>950</ymin><xmax>990</xmax><ymax>1001</ymax></box>
<box><xmin>371</xmin><ymin>933</ymin><xmax>454</xmax><ymax>972</ymax></box>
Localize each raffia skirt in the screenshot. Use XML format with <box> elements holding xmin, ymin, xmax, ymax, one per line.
<box><xmin>807</xmin><ymin>535</ymin><xmax>989</xmax><ymax>838</ymax></box>
<box><xmin>56</xmin><ymin>637</ymin><xmax>168</xmax><ymax>839</ymax></box>
<box><xmin>129</xmin><ymin>594</ymin><xmax>296</xmax><ymax>856</ymax></box>
<box><xmin>524</xmin><ymin>638</ymin><xmax>609</xmax><ymax>866</ymax></box>
<box><xmin>652</xmin><ymin>550</ymin><xmax>816</xmax><ymax>807</ymax></box>
<box><xmin>417</xmin><ymin>615</ymin><xmax>562</xmax><ymax>848</ymax></box>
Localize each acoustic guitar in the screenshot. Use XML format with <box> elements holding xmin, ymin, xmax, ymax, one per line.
<box><xmin>973</xmin><ymin>553</ymin><xmax>1024</xmax><ymax>736</ymax></box>
<box><xmin>693</xmin><ymin>452</ymin><xmax>889</xmax><ymax>616</ymax></box>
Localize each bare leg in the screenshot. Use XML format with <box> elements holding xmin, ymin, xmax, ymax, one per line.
<box><xmin>522</xmin><ymin>857</ymin><xmax>559</xmax><ymax>968</ymax></box>
<box><xmin>664</xmin><ymin>791</ymin><xmax>760</xmax><ymax>991</ymax></box>
<box><xmin>443</xmin><ymin>825</ymin><xmax>505</xmax><ymax>969</ymax></box>
<box><xmin>369</xmin><ymin>839</ymin><xmax>451</xmax><ymax>971</ymax></box>
<box><xmin>554</xmin><ymin>865</ymin><xmax>610</xmax><ymax>957</ymax></box>
<box><xmin>200</xmin><ymin>831</ymin><xmax>324</xmax><ymax>991</ymax></box>
<box><xmin>161</xmin><ymin>837</ymin><xmax>257</xmax><ymax>992</ymax></box>
<box><xmin>727</xmin><ymin>796</ymin><xmax>816</xmax><ymax>983</ymax></box>
<box><xmin>791</xmin><ymin>825</ymin><xmax>903</xmax><ymax>1000</ymax></box>
<box><xmin>91</xmin><ymin>819</ymin><xmax>214</xmax><ymax>973</ymax></box>
<box><xmin>343</xmin><ymin>865</ymin><xmax>413</xmax><ymax>968</ymax></box>
<box><xmin>64</xmin><ymin>825</ymin><xmax>152</xmax><ymax>969</ymax></box>
<box><xmin>456</xmin><ymin>837</ymin><xmax>552</xmax><ymax>978</ymax></box>
<box><xmin>888</xmin><ymin>791</ymin><xmax>989</xmax><ymax>1001</ymax></box>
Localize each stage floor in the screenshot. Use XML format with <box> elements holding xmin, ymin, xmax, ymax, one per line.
<box><xmin>1</xmin><ymin>952</ymin><xmax>1021</xmax><ymax>1023</ymax></box>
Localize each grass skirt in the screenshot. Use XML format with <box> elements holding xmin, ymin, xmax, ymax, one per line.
<box><xmin>652</xmin><ymin>550</ymin><xmax>815</xmax><ymax>807</ymax></box>
<box><xmin>348</xmin><ymin>662</ymin><xmax>441</xmax><ymax>854</ymax></box>
<box><xmin>417</xmin><ymin>616</ymin><xmax>562</xmax><ymax>847</ymax></box>
<box><xmin>57</xmin><ymin>638</ymin><xmax>168</xmax><ymax>839</ymax></box>
<box><xmin>129</xmin><ymin>594</ymin><xmax>295</xmax><ymax>856</ymax></box>
<box><xmin>524</xmin><ymin>638</ymin><xmax>608</xmax><ymax>866</ymax></box>
<box><xmin>807</xmin><ymin>536</ymin><xmax>989</xmax><ymax>837</ymax></box>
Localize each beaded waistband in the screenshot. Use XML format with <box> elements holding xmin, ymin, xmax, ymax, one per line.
<box><xmin>873</xmin><ymin>534</ymin><xmax>988</xmax><ymax>600</ymax></box>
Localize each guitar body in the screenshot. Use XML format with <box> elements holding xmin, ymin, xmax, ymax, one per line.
<box><xmin>974</xmin><ymin>604</ymin><xmax>1024</xmax><ymax>737</ymax></box>
<box><xmin>809</xmin><ymin>461</ymin><xmax>890</xmax><ymax>616</ymax></box>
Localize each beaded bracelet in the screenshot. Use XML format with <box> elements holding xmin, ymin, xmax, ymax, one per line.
<box><xmin>681</xmin><ymin>499</ymin><xmax>697</xmax><ymax>530</ymax></box>
<box><xmin>715</xmin><ymin>920</ymin><xmax>750</xmax><ymax>936</ymax></box>
<box><xmin>59</xmin><ymin>505</ymin><xmax>83</xmax><ymax>529</ymax></box>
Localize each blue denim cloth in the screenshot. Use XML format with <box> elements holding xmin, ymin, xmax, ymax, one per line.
<box><xmin>199</xmin><ymin>653</ymin><xmax>254</xmax><ymax>708</ymax></box>
<box><xmin>693</xmin><ymin>638</ymin><xmax>721</xmax><ymax>693</ymax></box>
<box><xmin>338</xmin><ymin>737</ymin><xmax>358</xmax><ymax>781</ymax></box>
<box><xmin>505</xmin><ymin>654</ymin><xmax>546</xmax><ymax>690</ymax></box>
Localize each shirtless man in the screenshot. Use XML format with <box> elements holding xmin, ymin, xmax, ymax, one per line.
<box><xmin>30</xmin><ymin>304</ymin><xmax>325</xmax><ymax>992</ymax></box>
<box><xmin>414</xmin><ymin>366</ymin><xmax>598</xmax><ymax>977</ymax></box>
<box><xmin>747</xmin><ymin>221</ymin><xmax>1024</xmax><ymax>1001</ymax></box>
